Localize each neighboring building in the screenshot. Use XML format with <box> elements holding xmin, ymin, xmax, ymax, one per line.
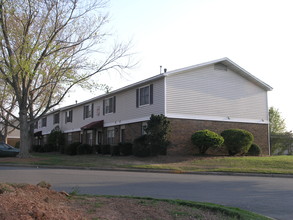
<box><xmin>34</xmin><ymin>58</ymin><xmax>272</xmax><ymax>155</ymax></box>
<box><xmin>0</xmin><ymin>122</ymin><xmax>20</xmax><ymax>147</ymax></box>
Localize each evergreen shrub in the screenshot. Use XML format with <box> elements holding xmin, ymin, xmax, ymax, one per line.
<box><xmin>221</xmin><ymin>129</ymin><xmax>254</xmax><ymax>156</ymax></box>
<box><xmin>77</xmin><ymin>143</ymin><xmax>93</xmax><ymax>155</ymax></box>
<box><xmin>133</xmin><ymin>135</ymin><xmax>150</xmax><ymax>157</ymax></box>
<box><xmin>100</xmin><ymin>145</ymin><xmax>111</xmax><ymax>155</ymax></box>
<box><xmin>110</xmin><ymin>145</ymin><xmax>120</xmax><ymax>156</ymax></box>
<box><xmin>65</xmin><ymin>142</ymin><xmax>80</xmax><ymax>155</ymax></box>
<box><xmin>119</xmin><ymin>142</ymin><xmax>133</xmax><ymax>156</ymax></box>
<box><xmin>246</xmin><ymin>143</ymin><xmax>262</xmax><ymax>156</ymax></box>
<box><xmin>191</xmin><ymin>129</ymin><xmax>224</xmax><ymax>154</ymax></box>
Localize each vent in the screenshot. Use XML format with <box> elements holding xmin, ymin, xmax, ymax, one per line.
<box><xmin>214</xmin><ymin>63</ymin><xmax>227</xmax><ymax>71</ymax></box>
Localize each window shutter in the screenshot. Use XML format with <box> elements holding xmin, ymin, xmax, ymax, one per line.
<box><xmin>91</xmin><ymin>103</ymin><xmax>94</xmax><ymax>118</ymax></box>
<box><xmin>69</xmin><ymin>110</ymin><xmax>73</xmax><ymax>122</ymax></box>
<box><xmin>65</xmin><ymin>112</ymin><xmax>67</xmax><ymax>123</ymax></box>
<box><xmin>136</xmin><ymin>89</ymin><xmax>139</xmax><ymax>108</ymax></box>
<box><xmin>83</xmin><ymin>106</ymin><xmax>86</xmax><ymax>119</ymax></box>
<box><xmin>103</xmin><ymin>100</ymin><xmax>105</xmax><ymax>115</ymax></box>
<box><xmin>150</xmin><ymin>84</ymin><xmax>153</xmax><ymax>105</ymax></box>
<box><xmin>113</xmin><ymin>96</ymin><xmax>116</xmax><ymax>113</ymax></box>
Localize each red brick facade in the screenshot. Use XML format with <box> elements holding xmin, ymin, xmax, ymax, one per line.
<box><xmin>167</xmin><ymin>118</ymin><xmax>270</xmax><ymax>155</ymax></box>
<box><xmin>58</xmin><ymin>118</ymin><xmax>270</xmax><ymax>156</ymax></box>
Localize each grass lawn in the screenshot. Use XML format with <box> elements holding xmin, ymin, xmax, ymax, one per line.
<box><xmin>1</xmin><ymin>153</ymin><xmax>293</xmax><ymax>175</ymax></box>
<box><xmin>134</xmin><ymin>155</ymin><xmax>293</xmax><ymax>174</ymax></box>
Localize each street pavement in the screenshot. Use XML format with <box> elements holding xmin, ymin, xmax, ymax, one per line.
<box><xmin>0</xmin><ymin>166</ymin><xmax>292</xmax><ymax>220</ymax></box>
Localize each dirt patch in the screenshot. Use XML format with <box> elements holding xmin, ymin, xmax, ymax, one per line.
<box><xmin>0</xmin><ymin>183</ymin><xmax>235</xmax><ymax>220</ymax></box>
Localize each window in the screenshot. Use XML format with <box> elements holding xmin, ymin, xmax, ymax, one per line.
<box><xmin>103</xmin><ymin>96</ymin><xmax>116</xmax><ymax>115</ymax></box>
<box><xmin>34</xmin><ymin>121</ymin><xmax>38</xmax><ymax>129</ymax></box>
<box><xmin>68</xmin><ymin>133</ymin><xmax>72</xmax><ymax>144</ymax></box>
<box><xmin>65</xmin><ymin>110</ymin><xmax>73</xmax><ymax>123</ymax></box>
<box><xmin>84</xmin><ymin>104</ymin><xmax>94</xmax><ymax>119</ymax></box>
<box><xmin>107</xmin><ymin>128</ymin><xmax>115</xmax><ymax>145</ymax></box>
<box><xmin>120</xmin><ymin>125</ymin><xmax>126</xmax><ymax>143</ymax></box>
<box><xmin>142</xmin><ymin>122</ymin><xmax>148</xmax><ymax>135</ymax></box>
<box><xmin>136</xmin><ymin>84</ymin><xmax>153</xmax><ymax>107</ymax></box>
<box><xmin>41</xmin><ymin>117</ymin><xmax>47</xmax><ymax>127</ymax></box>
<box><xmin>86</xmin><ymin>130</ymin><xmax>93</xmax><ymax>145</ymax></box>
<box><xmin>96</xmin><ymin>131</ymin><xmax>102</xmax><ymax>145</ymax></box>
<box><xmin>54</xmin><ymin>113</ymin><xmax>60</xmax><ymax>124</ymax></box>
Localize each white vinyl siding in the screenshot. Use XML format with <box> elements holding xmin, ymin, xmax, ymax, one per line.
<box><xmin>166</xmin><ymin>65</ymin><xmax>268</xmax><ymax>122</ymax></box>
<box><xmin>51</xmin><ymin>78</ymin><xmax>164</xmax><ymax>133</ymax></box>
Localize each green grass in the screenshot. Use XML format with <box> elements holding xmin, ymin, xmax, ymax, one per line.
<box><xmin>133</xmin><ymin>155</ymin><xmax>293</xmax><ymax>174</ymax></box>
<box><xmin>1</xmin><ymin>152</ymin><xmax>293</xmax><ymax>175</ymax></box>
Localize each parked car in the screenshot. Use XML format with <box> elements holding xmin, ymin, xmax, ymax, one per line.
<box><xmin>0</xmin><ymin>142</ymin><xmax>20</xmax><ymax>157</ymax></box>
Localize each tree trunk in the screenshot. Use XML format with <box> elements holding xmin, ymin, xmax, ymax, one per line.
<box><xmin>17</xmin><ymin>109</ymin><xmax>32</xmax><ymax>158</ymax></box>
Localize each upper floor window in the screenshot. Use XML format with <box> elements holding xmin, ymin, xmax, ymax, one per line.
<box><xmin>136</xmin><ymin>84</ymin><xmax>153</xmax><ymax>107</ymax></box>
<box><xmin>103</xmin><ymin>96</ymin><xmax>116</xmax><ymax>115</ymax></box>
<box><xmin>84</xmin><ymin>103</ymin><xmax>94</xmax><ymax>119</ymax></box>
<box><xmin>41</xmin><ymin>117</ymin><xmax>47</xmax><ymax>127</ymax></box>
<box><xmin>65</xmin><ymin>110</ymin><xmax>73</xmax><ymax>123</ymax></box>
<box><xmin>34</xmin><ymin>121</ymin><xmax>38</xmax><ymax>129</ymax></box>
<box><xmin>54</xmin><ymin>113</ymin><xmax>60</xmax><ymax>124</ymax></box>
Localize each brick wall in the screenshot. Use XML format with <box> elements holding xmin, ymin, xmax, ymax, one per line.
<box><xmin>124</xmin><ymin>122</ymin><xmax>143</xmax><ymax>143</ymax></box>
<box><xmin>168</xmin><ymin>118</ymin><xmax>270</xmax><ymax>155</ymax></box>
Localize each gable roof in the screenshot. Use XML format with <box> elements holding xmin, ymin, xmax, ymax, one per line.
<box><xmin>60</xmin><ymin>57</ymin><xmax>272</xmax><ymax>111</ymax></box>
<box><xmin>164</xmin><ymin>57</ymin><xmax>273</xmax><ymax>91</ymax></box>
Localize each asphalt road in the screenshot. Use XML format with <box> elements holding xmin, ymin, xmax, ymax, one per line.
<box><xmin>0</xmin><ymin>167</ymin><xmax>292</xmax><ymax>220</ymax></box>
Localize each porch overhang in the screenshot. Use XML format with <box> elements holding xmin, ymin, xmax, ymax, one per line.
<box><xmin>34</xmin><ymin>131</ymin><xmax>42</xmax><ymax>137</ymax></box>
<box><xmin>81</xmin><ymin>120</ymin><xmax>104</xmax><ymax>130</ymax></box>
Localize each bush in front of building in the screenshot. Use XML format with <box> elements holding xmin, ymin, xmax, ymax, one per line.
<box><xmin>77</xmin><ymin>144</ymin><xmax>93</xmax><ymax>155</ymax></box>
<box><xmin>93</xmin><ymin>145</ymin><xmax>100</xmax><ymax>154</ymax></box>
<box><xmin>100</xmin><ymin>144</ymin><xmax>111</xmax><ymax>155</ymax></box>
<box><xmin>145</xmin><ymin>114</ymin><xmax>171</xmax><ymax>156</ymax></box>
<box><xmin>133</xmin><ymin>135</ymin><xmax>150</xmax><ymax>157</ymax></box>
<box><xmin>119</xmin><ymin>142</ymin><xmax>133</xmax><ymax>156</ymax></box>
<box><xmin>32</xmin><ymin>145</ymin><xmax>43</xmax><ymax>152</ymax></box>
<box><xmin>48</xmin><ymin>129</ymin><xmax>65</xmax><ymax>152</ymax></box>
<box><xmin>191</xmin><ymin>129</ymin><xmax>224</xmax><ymax>154</ymax></box>
<box><xmin>246</xmin><ymin>143</ymin><xmax>262</xmax><ymax>156</ymax></box>
<box><xmin>64</xmin><ymin>142</ymin><xmax>81</xmax><ymax>155</ymax></box>
<box><xmin>110</xmin><ymin>145</ymin><xmax>120</xmax><ymax>156</ymax></box>
<box><xmin>221</xmin><ymin>129</ymin><xmax>254</xmax><ymax>156</ymax></box>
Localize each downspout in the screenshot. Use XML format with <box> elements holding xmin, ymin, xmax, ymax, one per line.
<box><xmin>266</xmin><ymin>93</ymin><xmax>271</xmax><ymax>155</ymax></box>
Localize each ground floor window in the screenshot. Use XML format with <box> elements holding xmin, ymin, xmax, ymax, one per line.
<box><xmin>96</xmin><ymin>131</ymin><xmax>102</xmax><ymax>145</ymax></box>
<box><xmin>68</xmin><ymin>133</ymin><xmax>72</xmax><ymax>144</ymax></box>
<box><xmin>142</xmin><ymin>122</ymin><xmax>148</xmax><ymax>135</ymax></box>
<box><xmin>120</xmin><ymin>125</ymin><xmax>125</xmax><ymax>143</ymax></box>
<box><xmin>107</xmin><ymin>128</ymin><xmax>115</xmax><ymax>145</ymax></box>
<box><xmin>86</xmin><ymin>130</ymin><xmax>93</xmax><ymax>145</ymax></box>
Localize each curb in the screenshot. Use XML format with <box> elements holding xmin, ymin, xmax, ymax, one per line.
<box><xmin>1</xmin><ymin>163</ymin><xmax>293</xmax><ymax>179</ymax></box>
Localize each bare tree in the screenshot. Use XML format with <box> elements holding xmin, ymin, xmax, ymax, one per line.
<box><xmin>0</xmin><ymin>0</ymin><xmax>133</xmax><ymax>157</ymax></box>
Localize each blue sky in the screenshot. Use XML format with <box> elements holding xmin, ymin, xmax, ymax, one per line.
<box><xmin>66</xmin><ymin>0</ymin><xmax>293</xmax><ymax>131</ymax></box>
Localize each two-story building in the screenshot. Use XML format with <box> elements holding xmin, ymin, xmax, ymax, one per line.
<box><xmin>34</xmin><ymin>58</ymin><xmax>273</xmax><ymax>155</ymax></box>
